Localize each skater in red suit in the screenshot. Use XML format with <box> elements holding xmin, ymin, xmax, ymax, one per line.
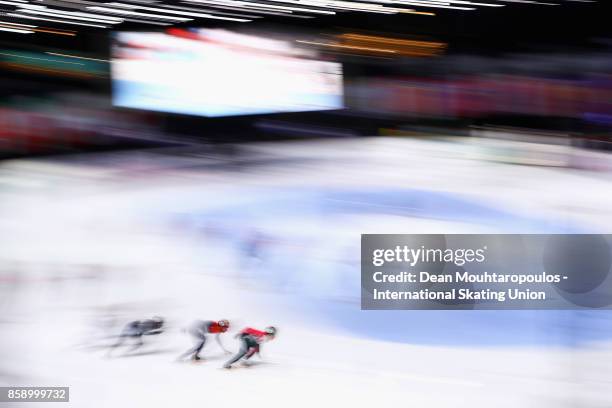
<box><xmin>223</xmin><ymin>326</ymin><xmax>277</xmax><ymax>369</ymax></box>
<box><xmin>179</xmin><ymin>319</ymin><xmax>231</xmax><ymax>361</ymax></box>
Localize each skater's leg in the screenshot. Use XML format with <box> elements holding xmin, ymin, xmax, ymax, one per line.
<box><xmin>244</xmin><ymin>344</ymin><xmax>259</xmax><ymax>360</ymax></box>
<box><xmin>224</xmin><ymin>339</ymin><xmax>249</xmax><ymax>368</ymax></box>
<box><xmin>179</xmin><ymin>336</ymin><xmax>206</xmax><ymax>360</ymax></box>
<box><xmin>239</xmin><ymin>344</ymin><xmax>261</xmax><ymax>367</ymax></box>
<box><xmin>110</xmin><ymin>335</ymin><xmax>126</xmax><ymax>349</ymax></box>
<box><xmin>128</xmin><ymin>333</ymin><xmax>144</xmax><ymax>352</ymax></box>
<box><xmin>107</xmin><ymin>334</ymin><xmax>127</xmax><ymax>356</ymax></box>
<box><xmin>108</xmin><ymin>328</ymin><xmax>136</xmax><ymax>356</ymax></box>
<box><xmin>193</xmin><ymin>336</ymin><xmax>206</xmax><ymax>359</ymax></box>
<box><xmin>178</xmin><ymin>339</ymin><xmax>203</xmax><ymax>360</ymax></box>
<box><xmin>108</xmin><ymin>322</ymin><xmax>140</xmax><ymax>356</ymax></box>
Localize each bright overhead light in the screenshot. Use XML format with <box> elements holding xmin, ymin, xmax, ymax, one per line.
<box><xmin>7</xmin><ymin>13</ymin><xmax>110</xmax><ymax>27</ymax></box>
<box><xmin>0</xmin><ymin>26</ymin><xmax>34</xmax><ymax>33</ymax></box>
<box><xmin>87</xmin><ymin>6</ymin><xmax>194</xmax><ymax>20</ymax></box>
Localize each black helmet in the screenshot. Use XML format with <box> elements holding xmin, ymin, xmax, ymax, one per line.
<box><xmin>264</xmin><ymin>326</ymin><xmax>277</xmax><ymax>336</ymax></box>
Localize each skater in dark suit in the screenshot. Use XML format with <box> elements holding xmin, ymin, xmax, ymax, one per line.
<box><xmin>108</xmin><ymin>316</ymin><xmax>164</xmax><ymax>355</ymax></box>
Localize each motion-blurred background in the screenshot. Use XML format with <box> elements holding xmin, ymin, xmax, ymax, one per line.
<box><xmin>1</xmin><ymin>1</ymin><xmax>612</xmax><ymax>407</ymax></box>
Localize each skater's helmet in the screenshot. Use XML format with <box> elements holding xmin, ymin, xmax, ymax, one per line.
<box><xmin>218</xmin><ymin>319</ymin><xmax>230</xmax><ymax>328</ymax></box>
<box><xmin>152</xmin><ymin>316</ymin><xmax>164</xmax><ymax>328</ymax></box>
<box><xmin>264</xmin><ymin>326</ymin><xmax>277</xmax><ymax>337</ymax></box>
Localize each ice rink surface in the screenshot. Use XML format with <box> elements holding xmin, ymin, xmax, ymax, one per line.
<box><xmin>1</xmin><ymin>137</ymin><xmax>612</xmax><ymax>407</ymax></box>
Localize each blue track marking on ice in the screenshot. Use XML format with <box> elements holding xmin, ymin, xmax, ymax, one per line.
<box><xmin>160</xmin><ymin>187</ymin><xmax>612</xmax><ymax>348</ymax></box>
<box><xmin>185</xmin><ymin>188</ymin><xmax>578</xmax><ymax>233</ymax></box>
<box><xmin>308</xmin><ymin>299</ymin><xmax>612</xmax><ymax>347</ymax></box>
